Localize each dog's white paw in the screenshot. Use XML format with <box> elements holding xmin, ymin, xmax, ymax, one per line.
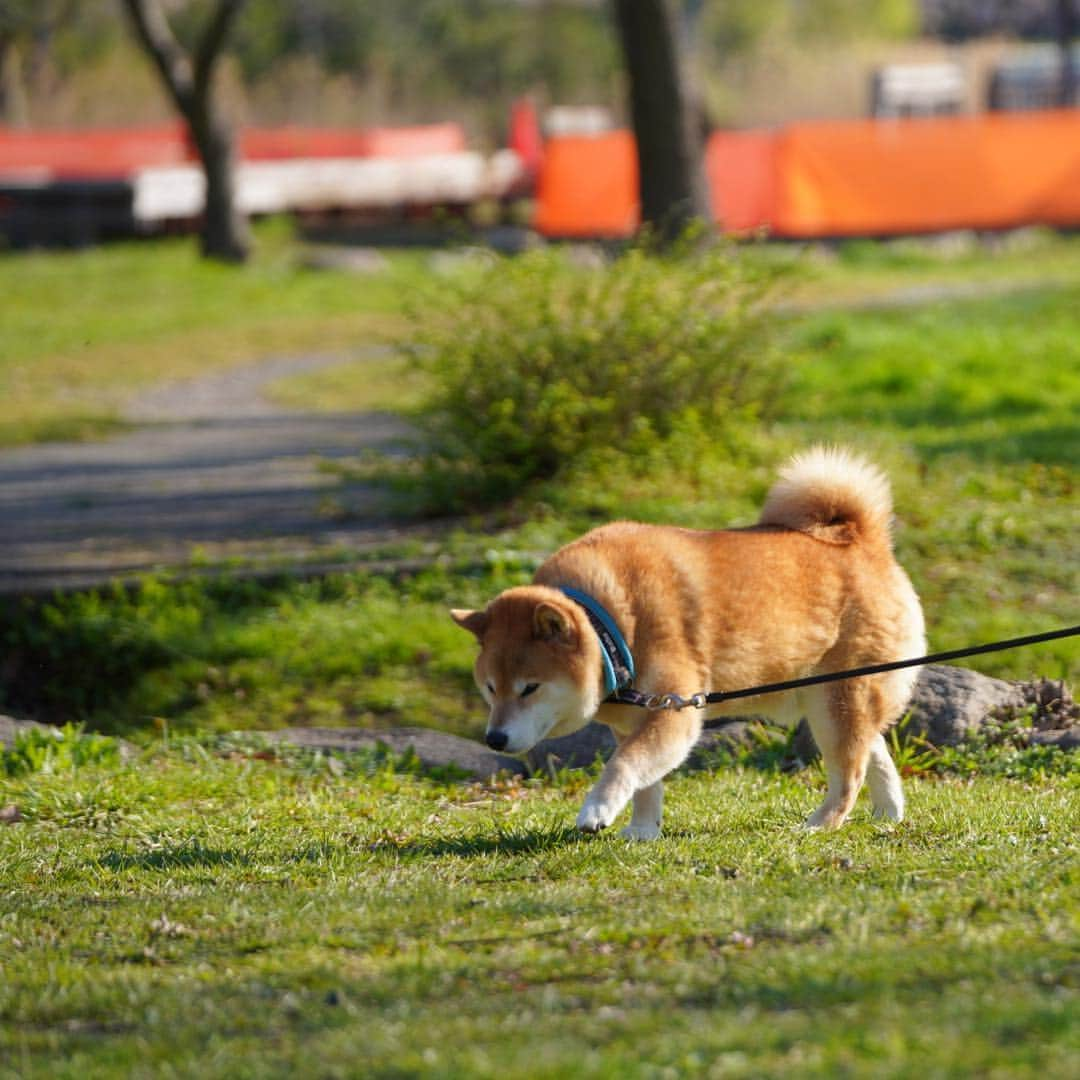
<box><xmin>802</xmin><ymin>807</ymin><xmax>830</xmax><ymax>830</ymax></box>
<box><xmin>620</xmin><ymin>822</ymin><xmax>661</xmax><ymax>842</ymax></box>
<box><xmin>803</xmin><ymin>806</ymin><xmax>846</xmax><ymax>830</ymax></box>
<box><xmin>576</xmin><ymin>799</ymin><xmax>617</xmax><ymax>833</ymax></box>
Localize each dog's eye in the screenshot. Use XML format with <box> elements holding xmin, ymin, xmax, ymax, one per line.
<box><xmin>520</xmin><ymin>683</ymin><xmax>540</xmax><ymax>698</ymax></box>
<box><xmin>486</xmin><ymin>682</ymin><xmax>495</xmax><ymax>696</ymax></box>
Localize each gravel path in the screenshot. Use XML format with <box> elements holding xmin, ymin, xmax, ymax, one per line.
<box><xmin>0</xmin><ymin>351</ymin><xmax>423</xmax><ymax>594</ymax></box>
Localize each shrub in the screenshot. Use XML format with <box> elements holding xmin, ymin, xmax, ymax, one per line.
<box><xmin>402</xmin><ymin>238</ymin><xmax>790</xmax><ymax>509</ymax></box>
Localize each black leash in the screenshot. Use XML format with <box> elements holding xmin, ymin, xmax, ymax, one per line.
<box><xmin>608</xmin><ymin>624</ymin><xmax>1080</xmax><ymax>716</ymax></box>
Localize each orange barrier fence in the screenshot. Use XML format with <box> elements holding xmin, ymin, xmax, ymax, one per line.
<box><xmin>705</xmin><ymin>129</ymin><xmax>777</xmax><ymax>233</ymax></box>
<box><xmin>533</xmin><ymin>131</ymin><xmax>638</xmax><ymax>238</ymax></box>
<box><xmin>7</xmin><ymin>113</ymin><xmax>1080</xmax><ymax>238</ymax></box>
<box><xmin>531</xmin><ymin>129</ymin><xmax>780</xmax><ymax>237</ymax></box>
<box><xmin>774</xmin><ymin>110</ymin><xmax>1080</xmax><ymax>236</ymax></box>
<box><xmin>535</xmin><ymin>110</ymin><xmax>1080</xmax><ymax>238</ymax></box>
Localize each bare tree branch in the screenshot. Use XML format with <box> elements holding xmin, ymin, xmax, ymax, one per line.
<box><xmin>119</xmin><ymin>0</ymin><xmax>194</xmax><ymax>112</ymax></box>
<box><xmin>1057</xmin><ymin>0</ymin><xmax>1077</xmax><ymax>107</ymax></box>
<box><xmin>194</xmin><ymin>0</ymin><xmax>246</xmax><ymax>94</ymax></box>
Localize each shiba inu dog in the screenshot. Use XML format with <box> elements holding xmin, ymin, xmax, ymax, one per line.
<box><xmin>451</xmin><ymin>447</ymin><xmax>925</xmax><ymax>839</ymax></box>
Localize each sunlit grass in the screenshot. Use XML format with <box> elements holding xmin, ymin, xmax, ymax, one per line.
<box><xmin>0</xmin><ymin>745</ymin><xmax>1076</xmax><ymax>1076</ymax></box>
<box><xmin>786</xmin><ymin>227</ymin><xmax>1080</xmax><ymax>306</ymax></box>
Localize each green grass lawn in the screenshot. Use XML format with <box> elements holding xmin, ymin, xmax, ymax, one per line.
<box><xmin>1</xmin><ymin>737</ymin><xmax>1077</xmax><ymax>1078</ymax></box>
<box><xmin>1</xmin><ymin>233</ymin><xmax>1078</xmax><ymax>1077</ymax></box>
<box><xmin>789</xmin><ymin>228</ymin><xmax>1080</xmax><ymax>307</ymax></box>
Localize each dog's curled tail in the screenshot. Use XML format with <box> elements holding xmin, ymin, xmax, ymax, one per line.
<box><xmin>758</xmin><ymin>446</ymin><xmax>894</xmax><ymax>547</ymax></box>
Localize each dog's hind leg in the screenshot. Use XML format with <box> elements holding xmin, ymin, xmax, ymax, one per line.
<box><xmin>802</xmin><ymin>683</ymin><xmax>876</xmax><ymax>829</ymax></box>
<box><xmin>866</xmin><ymin>732</ymin><xmax>904</xmax><ymax>821</ymax></box>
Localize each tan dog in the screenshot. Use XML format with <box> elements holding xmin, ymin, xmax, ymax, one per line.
<box><xmin>451</xmin><ymin>447</ymin><xmax>925</xmax><ymax>839</ymax></box>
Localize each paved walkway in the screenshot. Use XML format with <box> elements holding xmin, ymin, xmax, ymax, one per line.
<box><xmin>0</xmin><ymin>352</ymin><xmax>424</xmax><ymax>594</ymax></box>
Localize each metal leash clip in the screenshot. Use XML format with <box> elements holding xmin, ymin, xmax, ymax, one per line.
<box><xmin>644</xmin><ymin>691</ymin><xmax>709</xmax><ymax>711</ymax></box>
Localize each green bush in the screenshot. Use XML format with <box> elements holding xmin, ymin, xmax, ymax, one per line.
<box><xmin>402</xmin><ymin>238</ymin><xmax>790</xmax><ymax>509</ymax></box>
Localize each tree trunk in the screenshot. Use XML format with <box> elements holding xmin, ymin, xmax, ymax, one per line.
<box><xmin>188</xmin><ymin>94</ymin><xmax>249</xmax><ymax>262</ymax></box>
<box><xmin>120</xmin><ymin>0</ymin><xmax>250</xmax><ymax>262</ymax></box>
<box><xmin>612</xmin><ymin>0</ymin><xmax>710</xmax><ymax>244</ymax></box>
<box><xmin>1057</xmin><ymin>0</ymin><xmax>1077</xmax><ymax>108</ymax></box>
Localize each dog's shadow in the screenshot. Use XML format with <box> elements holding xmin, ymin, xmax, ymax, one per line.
<box><xmin>394</xmin><ymin>825</ymin><xmax>583</xmax><ymax>859</ymax></box>
<box><xmin>98</xmin><ymin>842</ymin><xmax>253</xmax><ymax>873</ymax></box>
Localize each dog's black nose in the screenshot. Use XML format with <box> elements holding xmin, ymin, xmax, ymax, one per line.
<box><xmin>485</xmin><ymin>729</ymin><xmax>508</xmax><ymax>751</ymax></box>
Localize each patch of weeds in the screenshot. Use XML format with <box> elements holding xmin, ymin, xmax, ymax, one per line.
<box><xmin>888</xmin><ymin>710</ymin><xmax>1080</xmax><ymax>781</ymax></box>
<box><xmin>0</xmin><ymin>723</ymin><xmax>121</xmax><ymax>776</ymax></box>
<box><xmin>536</xmin><ymin>753</ymin><xmax>605</xmax><ymax>791</ymax></box>
<box><xmin>685</xmin><ymin>711</ymin><xmax>1079</xmax><ymax>785</ymax></box>
<box><xmin>929</xmin><ymin>719</ymin><xmax>1080</xmax><ymax>780</ymax></box>
<box><xmin>888</xmin><ymin>721</ymin><xmax>942</xmax><ymax>778</ymax></box>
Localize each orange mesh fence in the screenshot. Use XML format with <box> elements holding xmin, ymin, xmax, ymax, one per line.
<box><xmin>533</xmin><ymin>131</ymin><xmax>638</xmax><ymax>238</ymax></box>
<box><xmin>535</xmin><ymin>111</ymin><xmax>1080</xmax><ymax>238</ymax></box>
<box><xmin>775</xmin><ymin>110</ymin><xmax>1080</xmax><ymax>236</ymax></box>
<box><xmin>705</xmin><ymin>129</ymin><xmax>777</xmax><ymax>233</ymax></box>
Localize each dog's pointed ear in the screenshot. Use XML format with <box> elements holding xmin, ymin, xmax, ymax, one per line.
<box><xmin>533</xmin><ymin>601</ymin><xmax>575</xmax><ymax>645</ymax></box>
<box><xmin>450</xmin><ymin>608</ymin><xmax>488</xmax><ymax>640</ymax></box>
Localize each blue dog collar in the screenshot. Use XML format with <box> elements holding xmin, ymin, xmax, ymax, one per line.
<box><xmin>559</xmin><ymin>586</ymin><xmax>636</xmax><ymax>698</ymax></box>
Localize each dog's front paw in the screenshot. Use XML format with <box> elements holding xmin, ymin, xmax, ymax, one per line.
<box><xmin>576</xmin><ymin>799</ymin><xmax>618</xmax><ymax>834</ymax></box>
<box><xmin>620</xmin><ymin>822</ymin><xmax>661</xmax><ymax>842</ymax></box>
<box><xmin>803</xmin><ymin>806</ymin><xmax>845</xmax><ymax>830</ymax></box>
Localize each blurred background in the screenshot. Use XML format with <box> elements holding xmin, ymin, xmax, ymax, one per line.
<box><xmin>2</xmin><ymin>0</ymin><xmax>1079</xmax><ymax>248</ymax></box>
<box><xmin>3</xmin><ymin>2</ymin><xmax>1077</xmax><ymax>131</ymax></box>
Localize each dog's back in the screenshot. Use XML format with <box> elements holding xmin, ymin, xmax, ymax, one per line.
<box><xmin>535</xmin><ymin>447</ymin><xmax>922</xmax><ymax>697</ymax></box>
